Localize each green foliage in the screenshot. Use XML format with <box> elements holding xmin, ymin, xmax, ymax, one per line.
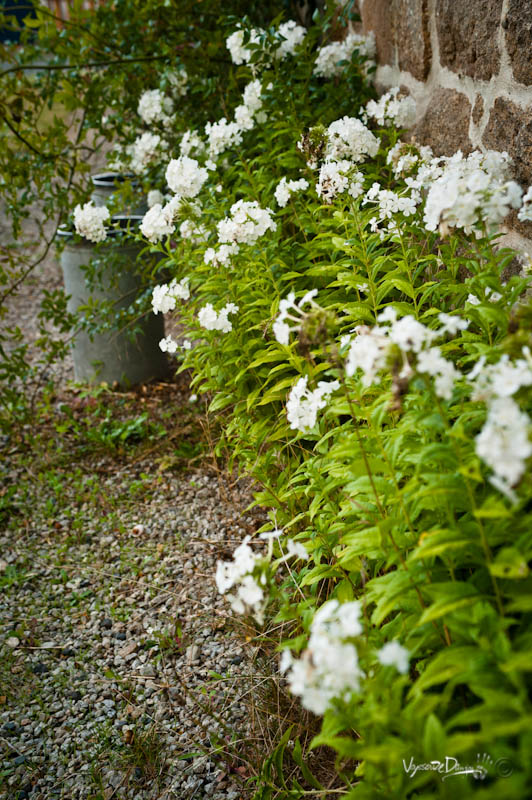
<box><xmin>125</xmin><ymin>5</ymin><xmax>532</xmax><ymax>797</ymax></box>
<box><xmin>0</xmin><ymin>0</ymin><xmax>287</xmax><ymax>430</ymax></box>
<box><xmin>2</xmin><ymin>0</ymin><xmax>532</xmax><ymax>796</ymax></box>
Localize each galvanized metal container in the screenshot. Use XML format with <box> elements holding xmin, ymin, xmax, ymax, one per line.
<box><xmin>90</xmin><ymin>172</ymin><xmax>147</xmax><ymax>216</ymax></box>
<box><xmin>58</xmin><ymin>218</ymin><xmax>168</xmax><ymax>386</ymax></box>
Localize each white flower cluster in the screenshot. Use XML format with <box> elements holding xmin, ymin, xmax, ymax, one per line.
<box><xmin>377</xmin><ymin>640</ymin><xmax>410</xmax><ymax>674</ymax></box>
<box><xmin>226</xmin><ymin>21</ymin><xmax>305</xmax><ymax>66</ymax></box>
<box><xmin>316</xmin><ymin>160</ymin><xmax>364</xmax><ymax>203</ymax></box>
<box><xmin>344</xmin><ymin>306</ymin><xmax>532</xmax><ymax>496</ymax></box>
<box><xmin>386</xmin><ymin>141</ymin><xmax>433</xmax><ymax>179</ymax></box>
<box><xmin>179</xmin><ymin>129</ymin><xmax>206</xmax><ymax>159</ymax></box>
<box><xmin>205</xmin><ymin>118</ymin><xmax>243</xmax><ymax>159</ymax></box>
<box><xmin>470</xmin><ymin>350</ymin><xmax>532</xmax><ymax>498</ymax></box>
<box><xmin>326</xmin><ymin>116</ymin><xmax>380</xmax><ymax>163</ymax></box>
<box><xmin>204</xmin><ymin>243</ymin><xmax>240</xmax><ymax>268</ymax></box>
<box><xmin>276</xmin><ymin>20</ymin><xmax>306</xmax><ymax>59</ymax></box>
<box><xmin>197</xmin><ymin>302</ymin><xmax>238</xmax><ymax>333</ymax></box>
<box><xmin>147</xmin><ymin>189</ymin><xmax>165</xmax><ymax>209</ymax></box>
<box><xmin>215</xmin><ymin>536</ymin><xmax>266</xmax><ymax>622</ymax></box>
<box><xmin>165</xmin><ymin>156</ymin><xmax>208</xmax><ymax>198</ymax></box>
<box><xmin>217</xmin><ymin>200</ymin><xmax>277</xmax><ymax>246</ymax></box>
<box><xmin>137</xmin><ymin>89</ymin><xmax>174</xmax><ymax>126</ymax></box>
<box><xmin>274</xmin><ymin>177</ymin><xmax>309</xmax><ymax>208</ymax></box>
<box><xmin>314</xmin><ymin>32</ymin><xmax>375</xmax><ymax>79</ymax></box>
<box><xmin>475</xmin><ymin>397</ymin><xmax>532</xmax><ymax>498</ymax></box>
<box><xmin>286</xmin><ymin>375</ymin><xmax>340</xmax><ymax>432</ymax></box>
<box><xmin>363</xmin><ymin>181</ymin><xmax>420</xmax><ymax>238</ymax></box>
<box><xmin>73</xmin><ymin>201</ymin><xmax>110</xmax><ymax>243</ymax></box>
<box><xmin>362</xmin><ymin>87</ymin><xmax>416</xmax><ymax>129</ymax></box>
<box><xmin>215</xmin><ymin>529</ymin><xmax>308</xmax><ymax>624</ymax></box>
<box><xmin>281</xmin><ymin>600</ymin><xmax>364</xmax><ymax>715</ymax></box>
<box><xmin>273</xmin><ymin>289</ymin><xmax>318</xmax><ymax>345</ymax></box>
<box><xmin>346</xmin><ymin>307</ymin><xmax>464</xmax><ymax>400</ymax></box>
<box><xmin>234</xmin><ymin>80</ymin><xmax>265</xmax><ymax>131</ymax></box>
<box><xmin>422</xmin><ymin>150</ymin><xmax>522</xmax><ymax>235</ymax></box>
<box><xmin>158</xmin><ymin>335</ymin><xmax>191</xmax><ymax>354</ymax></box>
<box><xmin>129</xmin><ymin>132</ymin><xmax>168</xmax><ymax>174</ymax></box>
<box><xmin>226</xmin><ymin>27</ymin><xmax>263</xmax><ymax>65</ymax></box>
<box><xmin>151</xmin><ymin>277</ymin><xmax>190</xmax><ymax>314</ymax></box>
<box><xmin>140</xmin><ymin>201</ymin><xmax>176</xmax><ymax>243</ymax></box>
<box><xmin>518</xmin><ymin>185</ymin><xmax>532</xmax><ymax>222</ymax></box>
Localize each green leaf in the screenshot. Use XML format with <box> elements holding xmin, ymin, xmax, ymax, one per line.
<box><xmin>489</xmin><ymin>548</ymin><xmax>529</xmax><ymax>579</ymax></box>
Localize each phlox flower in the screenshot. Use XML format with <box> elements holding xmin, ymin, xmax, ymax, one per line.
<box><xmin>73</xmin><ymin>201</ymin><xmax>109</xmax><ymax>243</ymax></box>
<box><xmin>286</xmin><ymin>376</ymin><xmax>340</xmax><ymax>432</ymax></box>
<box><xmin>378</xmin><ymin>641</ymin><xmax>410</xmax><ymax>674</ymax></box>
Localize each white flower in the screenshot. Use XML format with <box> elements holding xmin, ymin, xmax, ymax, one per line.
<box><xmin>389</xmin><ymin>315</ymin><xmax>437</xmax><ymax>353</ymax></box>
<box><xmin>198</xmin><ymin>302</ymin><xmax>238</xmax><ymax>333</ymax></box>
<box><xmin>147</xmin><ymin>189</ymin><xmax>165</xmax><ymax>208</ymax></box>
<box><xmin>326</xmin><ymin>116</ymin><xmax>379</xmax><ymax>163</ymax></box>
<box><xmin>274</xmin><ymin>177</ymin><xmax>309</xmax><ymax>207</ymax></box>
<box><xmin>151</xmin><ymin>277</ymin><xmax>190</xmax><ymax>314</ymax></box>
<box><xmin>205</xmin><ymin>118</ymin><xmax>243</xmax><ymax>158</ymax></box>
<box><xmin>215</xmin><ymin>536</ymin><xmax>265</xmax><ymax>623</ymax></box>
<box><xmin>314</xmin><ymin>32</ymin><xmax>375</xmax><ymax>79</ymax></box>
<box><xmin>284</xmin><ymin>539</ymin><xmax>309</xmax><ymax>561</ymax></box>
<box><xmin>438</xmin><ymin>312</ymin><xmax>469</xmax><ymax>336</ymax></box>
<box><xmin>128</xmin><ymin>132</ymin><xmax>167</xmax><ymax>174</ymax></box>
<box><xmin>276</xmin><ymin>20</ymin><xmax>306</xmax><ymax>59</ymax></box>
<box><xmin>286</xmin><ymin>376</ymin><xmax>340</xmax><ymax>432</ymax></box>
<box><xmin>283</xmin><ymin>600</ymin><xmax>365</xmax><ymax>715</ymax></box>
<box><xmin>159</xmin><ymin>335</ymin><xmax>178</xmax><ymax>354</ymax></box>
<box><xmin>475</xmin><ymin>396</ymin><xmax>531</xmax><ymax>487</ymax></box>
<box><xmin>273</xmin><ymin>289</ymin><xmax>318</xmax><ymax>345</ymax></box>
<box><xmin>422</xmin><ymin>150</ymin><xmax>522</xmax><ymax>235</ymax></box>
<box><xmin>362</xmin><ymin>182</ymin><xmax>421</xmax><ymax>235</ymax></box>
<box><xmin>317</xmin><ymin>161</ymin><xmax>364</xmax><ymax>203</ymax></box>
<box><xmin>518</xmin><ymin>185</ymin><xmax>532</xmax><ymax>221</ymax></box>
<box><xmin>137</xmin><ymin>89</ymin><xmax>173</xmax><ymax>125</ymax></box>
<box><xmin>203</xmin><ymin>243</ymin><xmax>240</xmax><ymax>267</ymax></box>
<box><xmin>469</xmin><ymin>353</ymin><xmax>532</xmax><ymax>402</ymax></box>
<box><xmin>346</xmin><ymin>328</ymin><xmax>389</xmax><ymax>385</ymax></box>
<box><xmin>416</xmin><ymin>347</ymin><xmax>460</xmax><ymax>400</ymax></box>
<box><xmin>217</xmin><ymin>200</ymin><xmax>277</xmax><ymax>245</ymax></box>
<box><xmin>237</xmin><ymin>574</ymin><xmax>264</xmax><ymax>607</ymax></box>
<box><xmin>73</xmin><ymin>201</ymin><xmax>109</xmax><ymax>243</ymax></box>
<box><xmin>226</xmin><ymin>27</ymin><xmax>262</xmax><ymax>65</ymax></box>
<box><xmin>378</xmin><ymin>641</ymin><xmax>410</xmax><ymax>674</ymax></box>
<box><xmin>179</xmin><ymin>130</ymin><xmax>206</xmax><ymax>158</ymax></box>
<box><xmin>140</xmin><ymin>202</ymin><xmax>175</xmax><ymax>243</ymax></box>
<box><xmin>280</xmin><ymin>649</ymin><xmax>293</xmax><ymax>674</ymax></box>
<box><xmin>363</xmin><ymin>88</ymin><xmax>416</xmax><ymax>129</ymax></box>
<box><xmin>165</xmin><ymin>156</ymin><xmax>208</xmax><ymax>198</ymax></box>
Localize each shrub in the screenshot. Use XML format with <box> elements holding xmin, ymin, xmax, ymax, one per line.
<box><xmin>136</xmin><ymin>4</ymin><xmax>532</xmax><ymax>797</ymax></box>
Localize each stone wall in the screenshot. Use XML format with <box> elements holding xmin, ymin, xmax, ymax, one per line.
<box><xmin>358</xmin><ymin>0</ymin><xmax>532</xmax><ymax>248</ymax></box>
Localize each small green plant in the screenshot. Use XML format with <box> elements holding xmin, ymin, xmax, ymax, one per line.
<box><xmin>118</xmin><ymin>724</ymin><xmax>168</xmax><ymax>788</ymax></box>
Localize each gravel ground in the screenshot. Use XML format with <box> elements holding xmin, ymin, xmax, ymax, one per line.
<box><xmin>1</xmin><ymin>440</ymin><xmax>266</xmax><ymax>799</ymax></box>
<box><xmin>0</xmin><ymin>178</ymin><xmax>268</xmax><ymax>797</ymax></box>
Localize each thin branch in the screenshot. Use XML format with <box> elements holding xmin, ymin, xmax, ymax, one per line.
<box><xmin>0</xmin><ymin>53</ymin><xmax>172</xmax><ymax>79</ymax></box>
<box><xmin>1</xmin><ymin>111</ymin><xmax>55</xmax><ymax>158</ymax></box>
<box><xmin>0</xmin><ymin>109</ymin><xmax>86</xmax><ymax>306</ymax></box>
